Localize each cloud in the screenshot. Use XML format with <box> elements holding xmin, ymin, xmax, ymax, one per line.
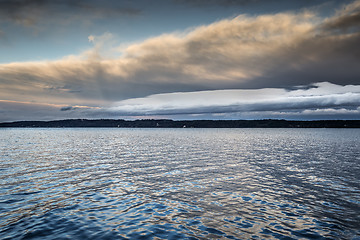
<box><xmin>0</xmin><ymin>0</ymin><xmax>141</xmax><ymax>27</ymax></box>
<box><xmin>118</xmin><ymin>11</ymin><xmax>319</xmax><ymax>85</ymax></box>
<box><xmin>0</xmin><ymin>0</ymin><xmax>359</xmax><ymax>121</ymax></box>
<box><xmin>174</xmin><ymin>0</ymin><xmax>304</xmax><ymax>8</ymax></box>
<box><xmin>101</xmin><ymin>82</ymin><xmax>360</xmax><ymax>116</ymax></box>
<box><xmin>88</xmin><ymin>35</ymin><xmax>95</xmax><ymax>43</ymax></box>
<box><xmin>175</xmin><ymin>0</ymin><xmax>261</xmax><ymax>7</ymax></box>
<box><xmin>322</xmin><ymin>0</ymin><xmax>360</xmax><ymax>30</ymax></box>
<box><xmin>1</xmin><ymin>83</ymin><xmax>358</xmax><ymax>122</ymax></box>
<box><xmin>60</xmin><ymin>106</ymin><xmax>73</xmax><ymax>111</ymax></box>
<box><xmin>84</xmin><ymin>32</ymin><xmax>116</xmax><ymax>60</ymax></box>
<box><xmin>0</xmin><ymin>100</ymin><xmax>99</xmax><ymax>122</ymax></box>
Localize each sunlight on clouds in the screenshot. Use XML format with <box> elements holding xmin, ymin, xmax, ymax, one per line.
<box><xmin>302</xmin><ymin>107</ymin><xmax>360</xmax><ymax>115</ymax></box>
<box><xmin>120</xmin><ymin>12</ymin><xmax>316</xmax><ymax>82</ymax></box>
<box><xmin>105</xmin><ymin>82</ymin><xmax>360</xmax><ymax>116</ymax></box>
<box><xmin>0</xmin><ymin>0</ymin><xmax>359</xmax><ymax>121</ymax></box>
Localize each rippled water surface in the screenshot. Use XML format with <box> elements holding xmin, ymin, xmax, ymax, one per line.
<box><xmin>1</xmin><ymin>128</ymin><xmax>359</xmax><ymax>239</ymax></box>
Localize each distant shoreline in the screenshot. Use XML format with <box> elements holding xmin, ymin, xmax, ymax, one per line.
<box><xmin>0</xmin><ymin>119</ymin><xmax>359</xmax><ymax>128</ymax></box>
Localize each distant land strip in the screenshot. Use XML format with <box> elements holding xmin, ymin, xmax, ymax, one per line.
<box><xmin>0</xmin><ymin>119</ymin><xmax>359</xmax><ymax>128</ymax></box>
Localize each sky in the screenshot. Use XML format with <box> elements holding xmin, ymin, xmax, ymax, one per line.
<box><xmin>0</xmin><ymin>0</ymin><xmax>359</xmax><ymax>122</ymax></box>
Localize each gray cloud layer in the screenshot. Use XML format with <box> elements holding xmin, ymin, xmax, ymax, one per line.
<box><xmin>1</xmin><ymin>82</ymin><xmax>358</xmax><ymax>122</ymax></box>
<box><xmin>102</xmin><ymin>82</ymin><xmax>360</xmax><ymax>115</ymax></box>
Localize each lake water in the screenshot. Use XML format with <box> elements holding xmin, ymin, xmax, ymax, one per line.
<box><xmin>0</xmin><ymin>128</ymin><xmax>359</xmax><ymax>239</ymax></box>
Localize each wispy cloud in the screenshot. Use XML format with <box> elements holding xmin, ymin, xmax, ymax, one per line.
<box><xmin>321</xmin><ymin>0</ymin><xmax>360</xmax><ymax>32</ymax></box>
<box><xmin>0</xmin><ymin>100</ymin><xmax>99</xmax><ymax>122</ymax></box>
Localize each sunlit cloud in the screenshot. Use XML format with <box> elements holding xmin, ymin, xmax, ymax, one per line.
<box><xmin>102</xmin><ymin>82</ymin><xmax>360</xmax><ymax>115</ymax></box>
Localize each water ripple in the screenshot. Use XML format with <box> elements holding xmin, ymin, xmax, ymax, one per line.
<box><xmin>0</xmin><ymin>128</ymin><xmax>359</xmax><ymax>239</ymax></box>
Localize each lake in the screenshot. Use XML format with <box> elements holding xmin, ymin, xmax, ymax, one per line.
<box><xmin>0</xmin><ymin>128</ymin><xmax>359</xmax><ymax>239</ymax></box>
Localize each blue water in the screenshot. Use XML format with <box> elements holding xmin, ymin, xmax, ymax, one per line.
<box><xmin>0</xmin><ymin>128</ymin><xmax>359</xmax><ymax>239</ymax></box>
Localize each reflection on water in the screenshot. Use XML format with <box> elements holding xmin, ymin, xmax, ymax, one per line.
<box><xmin>0</xmin><ymin>128</ymin><xmax>359</xmax><ymax>239</ymax></box>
